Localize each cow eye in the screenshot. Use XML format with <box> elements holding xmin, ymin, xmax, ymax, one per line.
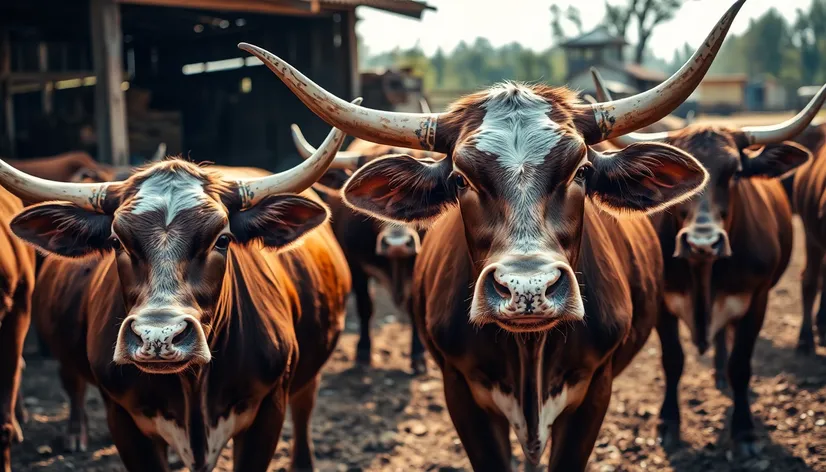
<box><xmin>453</xmin><ymin>174</ymin><xmax>468</xmax><ymax>190</ymax></box>
<box><xmin>214</xmin><ymin>234</ymin><xmax>232</xmax><ymax>251</ymax></box>
<box><xmin>575</xmin><ymin>165</ymin><xmax>591</xmax><ymax>183</ymax></box>
<box><xmin>109</xmin><ymin>237</ymin><xmax>122</xmax><ymax>251</ymax></box>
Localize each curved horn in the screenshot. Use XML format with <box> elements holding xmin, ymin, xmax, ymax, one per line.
<box><xmin>684</xmin><ymin>110</ymin><xmax>696</xmax><ymax>125</ymax></box>
<box><xmin>151</xmin><ymin>143</ymin><xmax>167</xmax><ymax>162</ymax></box>
<box><xmin>0</xmin><ymin>159</ymin><xmax>115</xmax><ymax>211</ymax></box>
<box><xmin>234</xmin><ymin>99</ymin><xmax>358</xmax><ymax>208</ymax></box>
<box><xmin>238</xmin><ymin>43</ymin><xmax>442</xmax><ymax>152</ymax></box>
<box><xmin>741</xmin><ymin>84</ymin><xmax>826</xmax><ymax>145</ymax></box>
<box><xmin>290</xmin><ymin>124</ymin><xmax>363</xmax><ymax>171</ymax></box>
<box><xmin>419</xmin><ymin>96</ymin><xmax>432</xmax><ymax>114</ymax></box>
<box><xmin>590</xmin><ymin>67</ymin><xmax>669</xmax><ymax>146</ymax></box>
<box><xmin>577</xmin><ymin>0</ymin><xmax>745</xmax><ymax>144</ymax></box>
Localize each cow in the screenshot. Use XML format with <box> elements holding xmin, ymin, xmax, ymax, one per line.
<box><xmin>291</xmin><ymin>125</ymin><xmax>443</xmax><ymax>373</ymax></box>
<box><xmin>237</xmin><ymin>2</ymin><xmax>744</xmax><ymax>469</ymax></box>
<box><xmin>0</xmin><ymin>187</ymin><xmax>35</xmax><ymax>472</ymax></box>
<box><xmin>0</xmin><ymin>121</ymin><xmax>352</xmax><ymax>471</ymax></box>
<box><xmin>591</xmin><ymin>69</ymin><xmax>825</xmax><ymax>456</ymax></box>
<box><xmin>792</xmin><ymin>128</ymin><xmax>826</xmax><ymax>353</ymax></box>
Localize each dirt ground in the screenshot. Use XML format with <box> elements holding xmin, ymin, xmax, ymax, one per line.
<box><xmin>10</xmin><ymin>217</ymin><xmax>826</xmax><ymax>472</ymax></box>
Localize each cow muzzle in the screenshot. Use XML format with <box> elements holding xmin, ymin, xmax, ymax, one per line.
<box><xmin>114</xmin><ymin>312</ymin><xmax>211</xmax><ymax>373</ymax></box>
<box><xmin>471</xmin><ymin>256</ymin><xmax>585</xmax><ymax>332</ymax></box>
<box><xmin>674</xmin><ymin>225</ymin><xmax>732</xmax><ymax>259</ymax></box>
<box><xmin>375</xmin><ymin>226</ymin><xmax>421</xmax><ymax>258</ymax></box>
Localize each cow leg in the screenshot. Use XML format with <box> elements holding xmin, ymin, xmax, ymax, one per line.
<box><xmin>798</xmin><ymin>236</ymin><xmax>822</xmax><ymax>354</ymax></box>
<box><xmin>656</xmin><ymin>313</ymin><xmax>684</xmax><ymax>451</ymax></box>
<box><xmin>407</xmin><ymin>299</ymin><xmax>426</xmax><ymax>375</ymax></box>
<box><xmin>58</xmin><ymin>364</ymin><xmax>88</xmax><ymax>452</ymax></box>
<box><xmin>0</xmin><ymin>292</ymin><xmax>31</xmax><ymax>472</ymax></box>
<box><xmin>232</xmin><ymin>389</ymin><xmax>287</xmax><ymax>472</ymax></box>
<box><xmin>817</xmin><ymin>260</ymin><xmax>826</xmax><ymax>347</ymax></box>
<box><xmin>713</xmin><ymin>330</ymin><xmax>729</xmax><ymax>391</ymax></box>
<box><xmin>289</xmin><ymin>375</ymin><xmax>319</xmax><ymax>471</ymax></box>
<box><xmin>547</xmin><ymin>364</ymin><xmax>613</xmax><ymax>471</ymax></box>
<box><xmin>729</xmin><ymin>290</ymin><xmax>766</xmax><ymax>459</ymax></box>
<box><xmin>14</xmin><ymin>358</ymin><xmax>27</xmax><ymax>428</ymax></box>
<box><xmin>352</xmin><ymin>265</ymin><xmax>374</xmax><ymax>366</ymax></box>
<box><xmin>104</xmin><ymin>397</ymin><xmax>169</xmax><ymax>471</ymax></box>
<box><xmin>441</xmin><ymin>365</ymin><xmax>511</xmax><ymax>470</ymax></box>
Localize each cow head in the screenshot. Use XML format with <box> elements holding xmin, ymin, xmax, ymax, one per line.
<box><xmin>0</xmin><ymin>125</ymin><xmax>349</xmax><ymax>374</ymax></box>
<box><xmin>243</xmin><ymin>0</ymin><xmax>746</xmax><ymax>333</ymax></box>
<box><xmin>591</xmin><ymin>70</ymin><xmax>824</xmax><ymax>263</ymax></box>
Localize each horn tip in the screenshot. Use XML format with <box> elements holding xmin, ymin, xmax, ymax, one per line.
<box><xmin>351</xmin><ymin>97</ymin><xmax>363</xmax><ymax>105</ymax></box>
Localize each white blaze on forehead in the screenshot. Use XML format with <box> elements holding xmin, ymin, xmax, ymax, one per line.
<box><xmin>132</xmin><ymin>172</ymin><xmax>211</xmax><ymax>225</ymax></box>
<box><xmin>472</xmin><ymin>83</ymin><xmax>569</xmax><ymax>254</ymax></box>
<box><xmin>475</xmin><ymin>83</ymin><xmax>563</xmax><ymax>176</ymax></box>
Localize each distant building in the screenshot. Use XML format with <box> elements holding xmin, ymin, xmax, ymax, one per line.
<box><xmin>561</xmin><ymin>26</ymin><xmax>666</xmax><ymax>96</ymax></box>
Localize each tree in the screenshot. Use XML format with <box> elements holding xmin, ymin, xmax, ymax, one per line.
<box><xmin>603</xmin><ymin>0</ymin><xmax>687</xmax><ymax>64</ymax></box>
<box><xmin>432</xmin><ymin>48</ymin><xmax>447</xmax><ymax>88</ymax></box>
<box><xmin>793</xmin><ymin>0</ymin><xmax>826</xmax><ymax>84</ymax></box>
<box><xmin>550</xmin><ymin>5</ymin><xmax>584</xmax><ymax>43</ymax></box>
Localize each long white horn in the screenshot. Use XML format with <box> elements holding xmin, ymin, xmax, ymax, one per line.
<box><xmin>239</xmin><ymin>43</ymin><xmax>442</xmax><ymax>152</ymax></box>
<box><xmin>0</xmin><ymin>159</ymin><xmax>115</xmax><ymax>211</ymax></box>
<box><xmin>151</xmin><ymin>143</ymin><xmax>167</xmax><ymax>162</ymax></box>
<box><xmin>577</xmin><ymin>0</ymin><xmax>745</xmax><ymax>144</ymax></box>
<box><xmin>741</xmin><ymin>84</ymin><xmax>826</xmax><ymax>145</ymax></box>
<box><xmin>590</xmin><ymin>67</ymin><xmax>669</xmax><ymax>146</ymax></box>
<box><xmin>234</xmin><ymin>99</ymin><xmax>358</xmax><ymax>208</ymax></box>
<box><xmin>290</xmin><ymin>124</ymin><xmax>363</xmax><ymax>171</ymax></box>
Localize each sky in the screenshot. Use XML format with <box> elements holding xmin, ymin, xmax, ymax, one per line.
<box><xmin>356</xmin><ymin>0</ymin><xmax>812</xmax><ymax>60</ymax></box>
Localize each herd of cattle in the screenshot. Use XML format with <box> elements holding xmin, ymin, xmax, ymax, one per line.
<box><xmin>2</xmin><ymin>1</ymin><xmax>826</xmax><ymax>470</ymax></box>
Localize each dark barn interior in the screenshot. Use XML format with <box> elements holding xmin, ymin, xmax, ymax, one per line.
<box><xmin>0</xmin><ymin>0</ymin><xmax>431</xmax><ymax>172</ymax></box>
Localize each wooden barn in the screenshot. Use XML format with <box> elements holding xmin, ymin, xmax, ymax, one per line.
<box><xmin>0</xmin><ymin>0</ymin><xmax>433</xmax><ymax>172</ymax></box>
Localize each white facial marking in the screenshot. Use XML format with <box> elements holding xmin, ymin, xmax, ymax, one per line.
<box><xmin>132</xmin><ymin>172</ymin><xmax>210</xmax><ymax>225</ymax></box>
<box><xmin>473</xmin><ymin>83</ymin><xmax>572</xmax><ymax>254</ymax></box>
<box><xmin>476</xmin><ymin>83</ymin><xmax>562</xmax><ymax>175</ymax></box>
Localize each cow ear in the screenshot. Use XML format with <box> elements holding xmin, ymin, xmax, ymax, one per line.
<box><xmin>589</xmin><ymin>142</ymin><xmax>708</xmax><ymax>215</ymax></box>
<box><xmin>739</xmin><ymin>142</ymin><xmax>811</xmax><ymax>179</ymax></box>
<box><xmin>11</xmin><ymin>203</ymin><xmax>114</xmax><ymax>258</ymax></box>
<box><xmin>342</xmin><ymin>154</ymin><xmax>455</xmax><ymax>223</ymax></box>
<box><xmin>230</xmin><ymin>194</ymin><xmax>328</xmax><ymax>250</ymax></box>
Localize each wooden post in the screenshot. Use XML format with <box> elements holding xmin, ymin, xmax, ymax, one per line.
<box><xmin>38</xmin><ymin>42</ymin><xmax>53</xmax><ymax>116</ymax></box>
<box><xmin>90</xmin><ymin>0</ymin><xmax>129</xmax><ymax>165</ymax></box>
<box><xmin>346</xmin><ymin>10</ymin><xmax>360</xmax><ymax>100</ymax></box>
<box><xmin>0</xmin><ymin>30</ymin><xmax>15</xmax><ymax>157</ymax></box>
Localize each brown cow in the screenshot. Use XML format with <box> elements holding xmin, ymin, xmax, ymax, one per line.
<box><xmin>291</xmin><ymin>125</ymin><xmax>442</xmax><ymax>373</ymax></box>
<box><xmin>1</xmin><ymin>124</ymin><xmax>350</xmax><ymax>471</ymax></box>
<box><xmin>592</xmin><ymin>71</ymin><xmax>824</xmax><ymax>455</ymax></box>
<box><xmin>792</xmin><ymin>129</ymin><xmax>826</xmax><ymax>352</ymax></box>
<box><xmin>0</xmin><ymin>187</ymin><xmax>35</xmax><ymax>472</ymax></box>
<box><xmin>238</xmin><ymin>2</ymin><xmax>744</xmax><ymax>468</ymax></box>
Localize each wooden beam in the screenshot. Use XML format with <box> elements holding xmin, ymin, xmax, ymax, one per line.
<box><xmin>1</xmin><ymin>30</ymin><xmax>15</xmax><ymax>158</ymax></box>
<box><xmin>345</xmin><ymin>10</ymin><xmax>359</xmax><ymax>100</ymax></box>
<box><xmin>115</xmin><ymin>0</ymin><xmax>314</xmax><ymax>16</ymax></box>
<box><xmin>38</xmin><ymin>42</ymin><xmax>53</xmax><ymax>116</ymax></box>
<box><xmin>91</xmin><ymin>0</ymin><xmax>129</xmax><ymax>166</ymax></box>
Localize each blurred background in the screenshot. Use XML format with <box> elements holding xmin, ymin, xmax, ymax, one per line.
<box><xmin>1</xmin><ymin>0</ymin><xmax>824</xmax><ymax>170</ymax></box>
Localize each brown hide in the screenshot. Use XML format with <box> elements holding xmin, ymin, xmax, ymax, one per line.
<box><xmin>0</xmin><ymin>187</ymin><xmax>36</xmax><ymax>472</ymax></box>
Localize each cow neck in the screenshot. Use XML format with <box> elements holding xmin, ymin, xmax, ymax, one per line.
<box><xmin>206</xmin><ymin>250</ymin><xmax>237</xmax><ymax>349</ymax></box>
<box><xmin>514</xmin><ymin>331</ymin><xmax>550</xmax><ymax>451</ymax></box>
<box><xmin>688</xmin><ymin>259</ymin><xmax>714</xmax><ymax>351</ymax></box>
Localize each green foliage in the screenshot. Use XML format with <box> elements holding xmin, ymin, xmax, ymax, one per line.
<box><xmin>361</xmin><ymin>39</ymin><xmax>567</xmax><ymax>92</ymax></box>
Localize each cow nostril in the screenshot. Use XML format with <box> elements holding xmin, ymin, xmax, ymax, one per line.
<box><xmin>405</xmin><ymin>238</ymin><xmax>414</xmax><ymax>248</ymax></box>
<box><xmin>172</xmin><ymin>322</ymin><xmax>194</xmax><ymax>346</ymax></box>
<box><xmin>488</xmin><ymin>274</ymin><xmax>511</xmax><ymax>300</ymax></box>
<box><xmin>544</xmin><ymin>272</ymin><xmax>569</xmax><ymax>302</ymax></box>
<box><xmin>711</xmin><ymin>236</ymin><xmax>723</xmax><ymax>252</ymax></box>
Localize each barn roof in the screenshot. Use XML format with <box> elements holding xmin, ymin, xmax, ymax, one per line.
<box><xmin>116</xmin><ymin>0</ymin><xmax>434</xmax><ymax>18</ymax></box>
